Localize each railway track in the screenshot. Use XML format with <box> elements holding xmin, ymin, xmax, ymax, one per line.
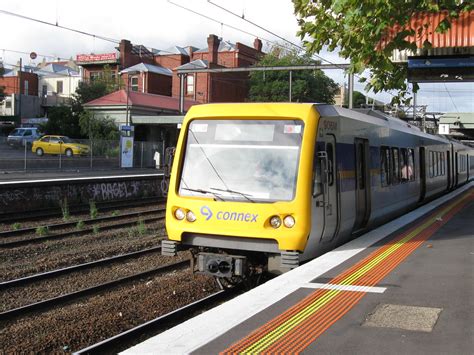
<box><xmin>0</xmin><ymin>258</ymin><xmax>190</xmax><ymax>322</ymax></box>
<box><xmin>0</xmin><ymin>245</ymin><xmax>163</xmax><ymax>288</ymax></box>
<box><xmin>73</xmin><ymin>287</ymin><xmax>242</xmax><ymax>355</ymax></box>
<box><xmin>0</xmin><ymin>197</ymin><xmax>165</xmax><ymax>224</ymax></box>
<box><xmin>0</xmin><ymin>209</ymin><xmax>165</xmax><ymax>248</ymax></box>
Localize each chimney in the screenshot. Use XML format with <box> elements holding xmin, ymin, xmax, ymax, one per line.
<box><xmin>207</xmin><ymin>34</ymin><xmax>220</xmax><ymax>65</ymax></box>
<box><xmin>187</xmin><ymin>46</ymin><xmax>194</xmax><ymax>59</ymax></box>
<box><xmin>119</xmin><ymin>39</ymin><xmax>133</xmax><ymax>68</ymax></box>
<box><xmin>254</xmin><ymin>38</ymin><xmax>263</xmax><ymax>52</ymax></box>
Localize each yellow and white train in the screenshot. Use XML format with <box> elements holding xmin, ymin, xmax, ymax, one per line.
<box><xmin>162</xmin><ymin>103</ymin><xmax>473</xmax><ymax>279</ymax></box>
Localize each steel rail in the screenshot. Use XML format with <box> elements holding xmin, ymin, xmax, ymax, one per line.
<box><xmin>0</xmin><ymin>214</ymin><xmax>165</xmax><ymax>248</ymax></box>
<box><xmin>0</xmin><ymin>197</ymin><xmax>165</xmax><ymax>224</ymax></box>
<box><xmin>0</xmin><ymin>245</ymin><xmax>163</xmax><ymax>290</ymax></box>
<box><xmin>0</xmin><ymin>208</ymin><xmax>165</xmax><ymax>238</ymax></box>
<box><xmin>0</xmin><ymin>259</ymin><xmax>190</xmax><ymax>322</ymax></box>
<box><xmin>73</xmin><ymin>287</ymin><xmax>243</xmax><ymax>355</ymax></box>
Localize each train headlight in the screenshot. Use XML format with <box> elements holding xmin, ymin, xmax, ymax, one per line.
<box><xmin>186</xmin><ymin>210</ymin><xmax>196</xmax><ymax>222</ymax></box>
<box><xmin>174</xmin><ymin>208</ymin><xmax>186</xmax><ymax>220</ymax></box>
<box><xmin>283</xmin><ymin>215</ymin><xmax>295</xmax><ymax>228</ymax></box>
<box><xmin>270</xmin><ymin>215</ymin><xmax>282</xmax><ymax>229</ymax></box>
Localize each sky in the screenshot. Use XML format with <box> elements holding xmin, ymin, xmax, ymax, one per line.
<box><xmin>0</xmin><ymin>0</ymin><xmax>472</xmax><ymax>113</ymax></box>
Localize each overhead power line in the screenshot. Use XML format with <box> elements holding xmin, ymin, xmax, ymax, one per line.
<box><xmin>0</xmin><ymin>9</ymin><xmax>120</xmax><ymax>44</ymax></box>
<box><xmin>206</xmin><ymin>1</ymin><xmax>398</xmax><ymax>100</ymax></box>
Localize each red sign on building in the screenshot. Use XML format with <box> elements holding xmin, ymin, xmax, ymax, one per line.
<box><xmin>76</xmin><ymin>53</ymin><xmax>117</xmax><ymax>64</ymax></box>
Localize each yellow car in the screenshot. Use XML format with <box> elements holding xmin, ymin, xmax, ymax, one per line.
<box><xmin>32</xmin><ymin>135</ymin><xmax>90</xmax><ymax>157</ymax></box>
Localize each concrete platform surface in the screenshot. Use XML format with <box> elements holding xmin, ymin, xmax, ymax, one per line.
<box><xmin>123</xmin><ymin>183</ymin><xmax>473</xmax><ymax>355</ymax></box>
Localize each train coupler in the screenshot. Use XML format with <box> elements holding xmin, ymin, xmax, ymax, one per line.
<box><xmin>161</xmin><ymin>239</ymin><xmax>180</xmax><ymax>256</ymax></box>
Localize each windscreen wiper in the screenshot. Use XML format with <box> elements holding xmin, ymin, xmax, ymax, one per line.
<box><xmin>181</xmin><ymin>187</ymin><xmax>224</xmax><ymax>201</ymax></box>
<box><xmin>210</xmin><ymin>187</ymin><xmax>255</xmax><ymax>203</ymax></box>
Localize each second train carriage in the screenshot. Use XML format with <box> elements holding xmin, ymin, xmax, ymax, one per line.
<box><xmin>163</xmin><ymin>103</ymin><xmax>473</xmax><ymax>279</ymax></box>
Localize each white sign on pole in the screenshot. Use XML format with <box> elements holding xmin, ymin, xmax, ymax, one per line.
<box><xmin>121</xmin><ymin>136</ymin><xmax>134</xmax><ymax>168</ymax></box>
<box><xmin>438</xmin><ymin>124</ymin><xmax>450</xmax><ymax>135</ymax></box>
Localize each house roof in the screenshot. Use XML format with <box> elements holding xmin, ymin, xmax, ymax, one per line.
<box><xmin>84</xmin><ymin>90</ymin><xmax>198</xmax><ymax>112</ymax></box>
<box><xmin>35</xmin><ymin>63</ymin><xmax>79</xmax><ymax>76</ymax></box>
<box><xmin>154</xmin><ymin>46</ymin><xmax>200</xmax><ymax>56</ymax></box>
<box><xmin>195</xmin><ymin>40</ymin><xmax>237</xmax><ymax>53</ymax></box>
<box><xmin>120</xmin><ymin>62</ymin><xmax>172</xmax><ymax>76</ymax></box>
<box><xmin>175</xmin><ymin>59</ymin><xmax>209</xmax><ymax>71</ymax></box>
<box><xmin>379</xmin><ymin>10</ymin><xmax>474</xmax><ymax>50</ymax></box>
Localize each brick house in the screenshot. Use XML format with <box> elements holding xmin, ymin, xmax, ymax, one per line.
<box><xmin>170</xmin><ymin>35</ymin><xmax>263</xmax><ymax>103</ymax></box>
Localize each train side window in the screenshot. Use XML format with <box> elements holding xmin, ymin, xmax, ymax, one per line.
<box><xmin>391</xmin><ymin>147</ymin><xmax>400</xmax><ymax>184</ymax></box>
<box><xmin>407</xmin><ymin>148</ymin><xmax>415</xmax><ymax>181</ymax></box>
<box><xmin>357</xmin><ymin>143</ymin><xmax>365</xmax><ymax>190</ymax></box>
<box><xmin>380</xmin><ymin>146</ymin><xmax>391</xmax><ymax>186</ymax></box>
<box><xmin>326</xmin><ymin>143</ymin><xmax>334</xmax><ymax>186</ymax></box>
<box><xmin>429</xmin><ymin>151</ymin><xmax>434</xmax><ymax>178</ymax></box>
<box><xmin>436</xmin><ymin>152</ymin><xmax>440</xmax><ymax>176</ymax></box>
<box><xmin>441</xmin><ymin>152</ymin><xmax>445</xmax><ymax>175</ymax></box>
<box><xmin>400</xmin><ymin>148</ymin><xmax>408</xmax><ymax>182</ymax></box>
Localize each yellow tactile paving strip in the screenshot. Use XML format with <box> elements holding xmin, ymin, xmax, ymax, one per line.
<box><xmin>221</xmin><ymin>189</ymin><xmax>473</xmax><ymax>354</ymax></box>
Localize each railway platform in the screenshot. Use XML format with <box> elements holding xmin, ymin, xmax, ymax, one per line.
<box><xmin>124</xmin><ymin>182</ymin><xmax>473</xmax><ymax>354</ymax></box>
<box><xmin>0</xmin><ymin>168</ymin><xmax>161</xmax><ymax>183</ymax></box>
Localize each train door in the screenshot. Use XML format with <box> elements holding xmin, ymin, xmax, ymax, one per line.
<box><xmin>446</xmin><ymin>150</ymin><xmax>451</xmax><ymax>190</ymax></box>
<box><xmin>419</xmin><ymin>147</ymin><xmax>426</xmax><ymax>202</ymax></box>
<box><xmin>353</xmin><ymin>138</ymin><xmax>371</xmax><ymax>232</ymax></box>
<box><xmin>318</xmin><ymin>134</ymin><xmax>339</xmax><ymax>242</ymax></box>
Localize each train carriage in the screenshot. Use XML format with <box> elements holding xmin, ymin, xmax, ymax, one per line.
<box><xmin>162</xmin><ymin>103</ymin><xmax>473</xmax><ymax>280</ymax></box>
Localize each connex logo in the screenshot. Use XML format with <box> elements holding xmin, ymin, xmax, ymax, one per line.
<box><xmin>200</xmin><ymin>205</ymin><xmax>258</xmax><ymax>223</ymax></box>
<box><xmin>200</xmin><ymin>206</ymin><xmax>213</xmax><ymax>221</ymax></box>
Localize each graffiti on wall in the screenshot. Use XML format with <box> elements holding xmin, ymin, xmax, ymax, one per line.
<box><xmin>0</xmin><ymin>178</ymin><xmax>166</xmax><ymax>213</ymax></box>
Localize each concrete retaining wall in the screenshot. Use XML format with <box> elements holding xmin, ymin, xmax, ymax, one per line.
<box><xmin>0</xmin><ymin>175</ymin><xmax>167</xmax><ymax>215</ymax></box>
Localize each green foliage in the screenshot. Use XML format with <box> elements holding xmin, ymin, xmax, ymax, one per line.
<box><xmin>343</xmin><ymin>91</ymin><xmax>367</xmax><ymax>108</ymax></box>
<box><xmin>76</xmin><ymin>220</ymin><xmax>85</xmax><ymax>230</ymax></box>
<box><xmin>137</xmin><ymin>218</ymin><xmax>147</xmax><ymax>236</ymax></box>
<box><xmin>36</xmin><ymin>226</ymin><xmax>48</xmax><ymax>236</ymax></box>
<box><xmin>248</xmin><ymin>46</ymin><xmax>339</xmax><ymax>104</ymax></box>
<box><xmin>60</xmin><ymin>197</ymin><xmax>70</xmax><ymax>221</ymax></box>
<box><xmin>293</xmin><ymin>1</ymin><xmax>472</xmax><ymax>104</ymax></box>
<box><xmin>89</xmin><ymin>200</ymin><xmax>98</xmax><ymax>219</ymax></box>
<box><xmin>40</xmin><ymin>105</ymin><xmax>79</xmax><ymax>137</ymax></box>
<box><xmin>111</xmin><ymin>210</ymin><xmax>120</xmax><ymax>217</ymax></box>
<box><xmin>11</xmin><ymin>222</ymin><xmax>21</xmax><ymax>230</ymax></box>
<box><xmin>79</xmin><ymin>111</ymin><xmax>120</xmax><ymax>141</ymax></box>
<box><xmin>93</xmin><ymin>225</ymin><xmax>100</xmax><ymax>234</ymax></box>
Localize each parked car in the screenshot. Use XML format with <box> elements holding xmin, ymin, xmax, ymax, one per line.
<box><xmin>7</xmin><ymin>127</ymin><xmax>42</xmax><ymax>148</ymax></box>
<box><xmin>32</xmin><ymin>135</ymin><xmax>90</xmax><ymax>157</ymax></box>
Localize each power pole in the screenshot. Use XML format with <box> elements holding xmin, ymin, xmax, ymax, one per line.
<box><xmin>18</xmin><ymin>58</ymin><xmax>22</xmax><ymax>119</ymax></box>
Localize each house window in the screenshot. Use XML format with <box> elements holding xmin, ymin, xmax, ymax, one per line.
<box><xmin>90</xmin><ymin>72</ymin><xmax>101</xmax><ymax>81</ymax></box>
<box><xmin>24</xmin><ymin>80</ymin><xmax>29</xmax><ymax>95</ymax></box>
<box><xmin>131</xmin><ymin>76</ymin><xmax>139</xmax><ymax>92</ymax></box>
<box><xmin>57</xmin><ymin>81</ymin><xmax>63</xmax><ymax>94</ymax></box>
<box><xmin>187</xmin><ymin>75</ymin><xmax>194</xmax><ymax>94</ymax></box>
<box><xmin>42</xmin><ymin>85</ymin><xmax>48</xmax><ymax>97</ymax></box>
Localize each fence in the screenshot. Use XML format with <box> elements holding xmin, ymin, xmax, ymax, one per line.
<box><xmin>0</xmin><ymin>136</ymin><xmax>165</xmax><ymax>172</ymax></box>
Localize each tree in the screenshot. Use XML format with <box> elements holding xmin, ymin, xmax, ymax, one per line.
<box><xmin>40</xmin><ymin>105</ymin><xmax>80</xmax><ymax>137</ymax></box>
<box><xmin>293</xmin><ymin>1</ymin><xmax>472</xmax><ymax>104</ymax></box>
<box><xmin>0</xmin><ymin>63</ymin><xmax>4</xmax><ymax>103</ymax></box>
<box><xmin>79</xmin><ymin>111</ymin><xmax>119</xmax><ymax>141</ymax></box>
<box><xmin>248</xmin><ymin>47</ymin><xmax>339</xmax><ymax>104</ymax></box>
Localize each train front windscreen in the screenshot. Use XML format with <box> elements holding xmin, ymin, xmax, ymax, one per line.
<box><xmin>178</xmin><ymin>119</ymin><xmax>304</xmax><ymax>202</ymax></box>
